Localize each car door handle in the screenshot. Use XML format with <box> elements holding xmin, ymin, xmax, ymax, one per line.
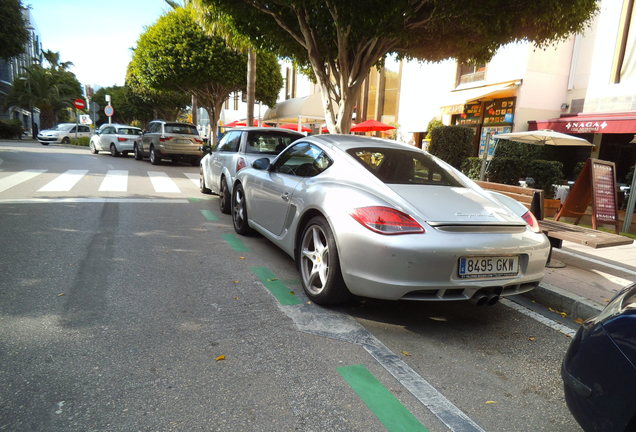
<box><xmin>281</xmin><ymin>192</ymin><xmax>290</xmax><ymax>201</ymax></box>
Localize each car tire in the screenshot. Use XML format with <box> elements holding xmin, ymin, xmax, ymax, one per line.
<box><xmin>199</xmin><ymin>167</ymin><xmax>212</xmax><ymax>195</ymax></box>
<box><xmin>89</xmin><ymin>141</ymin><xmax>98</xmax><ymax>154</ymax></box>
<box><xmin>110</xmin><ymin>143</ymin><xmax>120</xmax><ymax>157</ymax></box>
<box><xmin>134</xmin><ymin>144</ymin><xmax>143</xmax><ymax>160</ymax></box>
<box><xmin>297</xmin><ymin>216</ymin><xmax>350</xmax><ymax>305</ymax></box>
<box><xmin>219</xmin><ymin>178</ymin><xmax>231</xmax><ymax>214</ymax></box>
<box><xmin>61</xmin><ymin>137</ymin><xmax>70</xmax><ymax>144</ymax></box>
<box><xmin>40</xmin><ymin>142</ymin><xmax>49</xmax><ymax>146</ymax></box>
<box><xmin>149</xmin><ymin>146</ymin><xmax>161</xmax><ymax>165</ymax></box>
<box><xmin>231</xmin><ymin>183</ymin><xmax>253</xmax><ymax>235</ymax></box>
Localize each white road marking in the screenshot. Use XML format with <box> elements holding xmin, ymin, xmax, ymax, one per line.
<box><xmin>148</xmin><ymin>171</ymin><xmax>180</xmax><ymax>193</ymax></box>
<box><xmin>184</xmin><ymin>173</ymin><xmax>199</xmax><ymax>187</ymax></box>
<box><xmin>38</xmin><ymin>170</ymin><xmax>88</xmax><ymax>192</ymax></box>
<box><xmin>0</xmin><ymin>169</ymin><xmax>47</xmax><ymax>193</ymax></box>
<box><xmin>99</xmin><ymin>170</ymin><xmax>128</xmax><ymax>192</ymax></box>
<box><xmin>0</xmin><ymin>198</ymin><xmax>189</xmax><ymax>204</ymax></box>
<box><xmin>500</xmin><ymin>298</ymin><xmax>577</xmax><ymax>337</ymax></box>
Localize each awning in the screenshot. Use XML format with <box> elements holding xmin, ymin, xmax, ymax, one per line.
<box><xmin>441</xmin><ymin>80</ymin><xmax>521</xmax><ymax>115</ymax></box>
<box><xmin>263</xmin><ymin>93</ymin><xmax>325</xmax><ymax>123</ymax></box>
<box><xmin>529</xmin><ymin>112</ymin><xmax>636</xmax><ymax>134</ymax></box>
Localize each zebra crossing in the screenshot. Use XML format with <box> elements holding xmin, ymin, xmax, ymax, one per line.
<box><xmin>0</xmin><ymin>169</ymin><xmax>201</xmax><ymax>198</ymax></box>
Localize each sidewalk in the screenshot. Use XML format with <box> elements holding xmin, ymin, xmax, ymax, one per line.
<box><xmin>522</xmin><ymin>240</ymin><xmax>636</xmax><ymax>322</ymax></box>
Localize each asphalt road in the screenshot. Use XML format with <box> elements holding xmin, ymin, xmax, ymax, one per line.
<box><xmin>0</xmin><ymin>141</ymin><xmax>582</xmax><ymax>431</ymax></box>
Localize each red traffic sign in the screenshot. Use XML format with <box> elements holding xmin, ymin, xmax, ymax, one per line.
<box><xmin>73</xmin><ymin>98</ymin><xmax>86</xmax><ymax>110</ymax></box>
<box><xmin>104</xmin><ymin>105</ymin><xmax>114</xmax><ymax>117</ymax></box>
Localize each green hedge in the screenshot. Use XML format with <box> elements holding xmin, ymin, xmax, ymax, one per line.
<box><xmin>460</xmin><ymin>156</ymin><xmax>564</xmax><ymax>198</ymax></box>
<box><xmin>428</xmin><ymin>126</ymin><xmax>474</xmax><ymax>170</ymax></box>
<box><xmin>70</xmin><ymin>136</ymin><xmax>90</xmax><ymax>147</ymax></box>
<box><xmin>0</xmin><ymin>120</ymin><xmax>24</xmax><ymax>139</ymax></box>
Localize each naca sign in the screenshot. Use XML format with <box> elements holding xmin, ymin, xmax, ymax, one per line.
<box><xmin>566</xmin><ymin>121</ymin><xmax>608</xmax><ymax>133</ymax></box>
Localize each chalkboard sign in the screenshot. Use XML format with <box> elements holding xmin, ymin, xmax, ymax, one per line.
<box><xmin>555</xmin><ymin>158</ymin><xmax>620</xmax><ymax>233</ymax></box>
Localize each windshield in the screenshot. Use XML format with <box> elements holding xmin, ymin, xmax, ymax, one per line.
<box><xmin>347</xmin><ymin>147</ymin><xmax>465</xmax><ymax>187</ymax></box>
<box><xmin>165</xmin><ymin>123</ymin><xmax>198</xmax><ymax>135</ymax></box>
<box><xmin>246</xmin><ymin>131</ymin><xmax>301</xmax><ymax>154</ymax></box>
<box><xmin>54</xmin><ymin>124</ymin><xmax>74</xmax><ymax>131</ymax></box>
<box><xmin>118</xmin><ymin>128</ymin><xmax>142</xmax><ymax>136</ymax></box>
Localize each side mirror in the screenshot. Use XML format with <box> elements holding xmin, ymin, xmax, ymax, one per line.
<box><xmin>200</xmin><ymin>145</ymin><xmax>212</xmax><ymax>154</ymax></box>
<box><xmin>252</xmin><ymin>157</ymin><xmax>271</xmax><ymax>171</ymax></box>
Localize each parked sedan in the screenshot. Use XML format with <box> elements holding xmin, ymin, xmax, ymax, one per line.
<box><xmin>562</xmin><ymin>282</ymin><xmax>636</xmax><ymax>432</ymax></box>
<box><xmin>199</xmin><ymin>127</ymin><xmax>303</xmax><ymax>213</ymax></box>
<box><xmin>231</xmin><ymin>134</ymin><xmax>550</xmax><ymax>305</ymax></box>
<box><xmin>89</xmin><ymin>123</ymin><xmax>142</xmax><ymax>156</ymax></box>
<box><xmin>37</xmin><ymin>123</ymin><xmax>91</xmax><ymax>145</ymax></box>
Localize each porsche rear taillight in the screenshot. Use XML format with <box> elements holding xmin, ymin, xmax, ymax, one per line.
<box><xmin>522</xmin><ymin>210</ymin><xmax>541</xmax><ymax>233</ymax></box>
<box><xmin>160</xmin><ymin>136</ymin><xmax>171</xmax><ymax>142</ymax></box>
<box><xmin>236</xmin><ymin>157</ymin><xmax>247</xmax><ymax>172</ymax></box>
<box><xmin>351</xmin><ymin>206</ymin><xmax>425</xmax><ymax>235</ymax></box>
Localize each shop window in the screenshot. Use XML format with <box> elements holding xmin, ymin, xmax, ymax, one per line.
<box><xmin>456</xmin><ymin>62</ymin><xmax>486</xmax><ymax>86</ymax></box>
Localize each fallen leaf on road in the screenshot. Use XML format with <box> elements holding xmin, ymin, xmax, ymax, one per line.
<box><xmin>528</xmin><ymin>337</ymin><xmax>536</xmax><ymax>341</ymax></box>
<box><xmin>234</xmin><ymin>296</ymin><xmax>240</xmax><ymax>300</ymax></box>
<box><xmin>267</xmin><ymin>278</ymin><xmax>279</xmax><ymax>282</ymax></box>
<box><xmin>548</xmin><ymin>307</ymin><xmax>568</xmax><ymax>317</ymax></box>
<box><xmin>401</xmin><ymin>351</ymin><xmax>412</xmax><ymax>356</ymax></box>
<box><xmin>232</xmin><ymin>280</ymin><xmax>240</xmax><ymax>284</ymax></box>
<box><xmin>239</xmin><ymin>256</ymin><xmax>246</xmax><ymax>260</ymax></box>
<box><xmin>57</xmin><ymin>293</ymin><xmax>65</xmax><ymax>296</ymax></box>
<box><xmin>215</xmin><ymin>355</ymin><xmax>225</xmax><ymax>361</ymax></box>
<box><xmin>574</xmin><ymin>318</ymin><xmax>585</xmax><ymax>325</ymax></box>
<box><xmin>485</xmin><ymin>401</ymin><xmax>497</xmax><ymax>404</ymax></box>
<box><xmin>289</xmin><ymin>291</ymin><xmax>295</xmax><ymax>295</ymax></box>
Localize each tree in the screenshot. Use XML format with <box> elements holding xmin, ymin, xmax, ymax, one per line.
<box><xmin>196</xmin><ymin>0</ymin><xmax>598</xmax><ymax>134</ymax></box>
<box><xmin>6</xmin><ymin>63</ymin><xmax>83</xmax><ymax>128</ymax></box>
<box><xmin>0</xmin><ymin>0</ymin><xmax>28</xmax><ymax>60</ymax></box>
<box><xmin>129</xmin><ymin>7</ymin><xmax>282</xmax><ymax>144</ymax></box>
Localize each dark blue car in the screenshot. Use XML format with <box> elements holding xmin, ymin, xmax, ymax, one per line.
<box><xmin>562</xmin><ymin>282</ymin><xmax>636</xmax><ymax>431</ymax></box>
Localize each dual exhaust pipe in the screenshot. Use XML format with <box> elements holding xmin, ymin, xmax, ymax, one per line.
<box><xmin>472</xmin><ymin>292</ymin><xmax>500</xmax><ymax>306</ymax></box>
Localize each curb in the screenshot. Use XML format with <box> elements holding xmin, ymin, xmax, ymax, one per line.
<box><xmin>521</xmin><ymin>281</ymin><xmax>603</xmax><ymax>322</ymax></box>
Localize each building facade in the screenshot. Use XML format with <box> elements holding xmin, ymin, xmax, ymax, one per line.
<box><xmin>0</xmin><ymin>6</ymin><xmax>42</xmax><ymax>134</ymax></box>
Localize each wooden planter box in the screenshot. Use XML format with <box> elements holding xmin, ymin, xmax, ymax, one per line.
<box><xmin>544</xmin><ymin>198</ymin><xmax>561</xmax><ymax>218</ymax></box>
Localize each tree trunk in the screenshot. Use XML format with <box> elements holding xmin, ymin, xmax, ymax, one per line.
<box><xmin>246</xmin><ymin>49</ymin><xmax>256</xmax><ymax>127</ymax></box>
<box><xmin>191</xmin><ymin>94</ymin><xmax>198</xmax><ymax>125</ymax></box>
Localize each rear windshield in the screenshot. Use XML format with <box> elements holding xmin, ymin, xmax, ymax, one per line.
<box><xmin>347</xmin><ymin>147</ymin><xmax>464</xmax><ymax>186</ymax></box>
<box><xmin>118</xmin><ymin>128</ymin><xmax>142</xmax><ymax>136</ymax></box>
<box><xmin>165</xmin><ymin>123</ymin><xmax>198</xmax><ymax>135</ymax></box>
<box><xmin>246</xmin><ymin>131</ymin><xmax>301</xmax><ymax>154</ymax></box>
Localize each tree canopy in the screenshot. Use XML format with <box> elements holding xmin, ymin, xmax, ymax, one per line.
<box><xmin>197</xmin><ymin>0</ymin><xmax>598</xmax><ymax>133</ymax></box>
<box><xmin>0</xmin><ymin>0</ymin><xmax>29</xmax><ymax>60</ymax></box>
<box><xmin>128</xmin><ymin>7</ymin><xmax>282</xmax><ymax>144</ymax></box>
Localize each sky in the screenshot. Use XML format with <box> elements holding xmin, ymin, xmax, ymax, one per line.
<box><xmin>26</xmin><ymin>0</ymin><xmax>171</xmax><ymax>89</ymax></box>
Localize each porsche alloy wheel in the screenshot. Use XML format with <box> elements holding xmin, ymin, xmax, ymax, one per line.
<box><xmin>298</xmin><ymin>216</ymin><xmax>348</xmax><ymax>305</ymax></box>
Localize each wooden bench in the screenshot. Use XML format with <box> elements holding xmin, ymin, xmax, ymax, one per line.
<box><xmin>476</xmin><ymin>180</ymin><xmax>633</xmax><ymax>250</ymax></box>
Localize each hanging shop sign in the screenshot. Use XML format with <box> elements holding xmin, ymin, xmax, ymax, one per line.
<box><xmin>483</xmin><ymin>97</ymin><xmax>516</xmax><ymax>125</ymax></box>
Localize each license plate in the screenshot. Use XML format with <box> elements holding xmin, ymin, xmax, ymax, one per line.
<box><xmin>177</xmin><ymin>139</ymin><xmax>191</xmax><ymax>144</ymax></box>
<box><xmin>458</xmin><ymin>256</ymin><xmax>519</xmax><ymax>279</ymax></box>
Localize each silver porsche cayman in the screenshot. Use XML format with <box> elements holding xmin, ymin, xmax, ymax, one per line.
<box><xmin>231</xmin><ymin>134</ymin><xmax>550</xmax><ymax>305</ymax></box>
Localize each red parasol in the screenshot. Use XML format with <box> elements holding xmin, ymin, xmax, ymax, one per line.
<box><xmin>224</xmin><ymin>119</ymin><xmax>268</xmax><ymax>128</ymax></box>
<box><xmin>350</xmin><ymin>119</ymin><xmax>395</xmax><ymax>132</ymax></box>
<box><xmin>278</xmin><ymin>123</ymin><xmax>312</xmax><ymax>133</ymax></box>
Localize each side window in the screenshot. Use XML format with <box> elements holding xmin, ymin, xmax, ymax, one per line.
<box><xmin>69</xmin><ymin>126</ymin><xmax>77</xmax><ymax>133</ymax></box>
<box><xmin>79</xmin><ymin>126</ymin><xmax>90</xmax><ymax>133</ymax></box>
<box><xmin>273</xmin><ymin>142</ymin><xmax>332</xmax><ymax>177</ymax></box>
<box><xmin>147</xmin><ymin>123</ymin><xmax>158</xmax><ymax>133</ymax></box>
<box><xmin>218</xmin><ymin>131</ymin><xmax>241</xmax><ymax>153</ymax></box>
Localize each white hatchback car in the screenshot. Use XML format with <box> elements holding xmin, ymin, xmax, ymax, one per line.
<box><xmin>37</xmin><ymin>123</ymin><xmax>91</xmax><ymax>145</ymax></box>
<box><xmin>89</xmin><ymin>123</ymin><xmax>142</xmax><ymax>157</ymax></box>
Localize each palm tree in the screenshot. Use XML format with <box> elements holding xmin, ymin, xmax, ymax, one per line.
<box><xmin>42</xmin><ymin>49</ymin><xmax>74</xmax><ymax>71</ymax></box>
